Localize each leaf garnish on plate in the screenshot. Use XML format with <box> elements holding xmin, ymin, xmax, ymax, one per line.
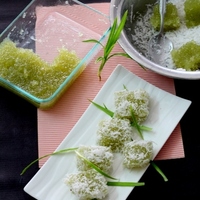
<box><xmin>107</xmin><ymin>181</ymin><xmax>145</xmax><ymax>187</ymax></box>
<box><xmin>20</xmin><ymin>147</ymin><xmax>78</xmax><ymax>175</ymax></box>
<box><xmin>150</xmin><ymin>161</ymin><xmax>168</xmax><ymax>182</ymax></box>
<box><xmin>89</xmin><ymin>99</ymin><xmax>114</xmax><ymax>117</ymax></box>
<box><xmin>130</xmin><ymin>105</ymin><xmax>144</xmax><ymax>139</ymax></box>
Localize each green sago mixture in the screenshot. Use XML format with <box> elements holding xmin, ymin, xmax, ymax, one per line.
<box><xmin>150</xmin><ymin>2</ymin><xmax>180</xmax><ymax>31</ymax></box>
<box><xmin>171</xmin><ymin>41</ymin><xmax>200</xmax><ymax>71</ymax></box>
<box><xmin>184</xmin><ymin>0</ymin><xmax>200</xmax><ymax>28</ymax></box>
<box><xmin>0</xmin><ymin>39</ymin><xmax>82</xmax><ymax>99</ymax></box>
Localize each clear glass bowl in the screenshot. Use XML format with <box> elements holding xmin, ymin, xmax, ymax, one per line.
<box><xmin>0</xmin><ymin>0</ymin><xmax>110</xmax><ymax>109</ymax></box>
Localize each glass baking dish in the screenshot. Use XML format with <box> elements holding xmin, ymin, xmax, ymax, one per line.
<box><xmin>0</xmin><ymin>0</ymin><xmax>110</xmax><ymax>109</ymax></box>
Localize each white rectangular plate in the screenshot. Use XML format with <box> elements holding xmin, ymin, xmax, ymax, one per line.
<box><xmin>24</xmin><ymin>65</ymin><xmax>191</xmax><ymax>200</ymax></box>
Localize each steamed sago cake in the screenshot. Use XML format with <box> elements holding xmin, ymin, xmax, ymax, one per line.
<box><xmin>96</xmin><ymin>118</ymin><xmax>133</xmax><ymax>152</ymax></box>
<box><xmin>64</xmin><ymin>169</ymin><xmax>108</xmax><ymax>200</ymax></box>
<box><xmin>123</xmin><ymin>140</ymin><xmax>154</xmax><ymax>169</ymax></box>
<box><xmin>76</xmin><ymin>145</ymin><xmax>114</xmax><ymax>173</ymax></box>
<box><xmin>113</xmin><ymin>89</ymin><xmax>150</xmax><ymax>124</ymax></box>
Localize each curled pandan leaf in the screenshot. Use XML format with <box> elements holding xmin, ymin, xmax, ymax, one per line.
<box><xmin>20</xmin><ymin>147</ymin><xmax>78</xmax><ymax>175</ymax></box>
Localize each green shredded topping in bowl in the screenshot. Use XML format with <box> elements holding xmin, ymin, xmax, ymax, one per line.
<box><xmin>171</xmin><ymin>41</ymin><xmax>200</xmax><ymax>71</ymax></box>
<box><xmin>150</xmin><ymin>2</ymin><xmax>180</xmax><ymax>31</ymax></box>
<box><xmin>184</xmin><ymin>0</ymin><xmax>200</xmax><ymax>28</ymax></box>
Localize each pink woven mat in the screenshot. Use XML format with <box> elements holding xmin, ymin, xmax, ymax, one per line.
<box><xmin>36</xmin><ymin>3</ymin><xmax>184</xmax><ymax>167</ymax></box>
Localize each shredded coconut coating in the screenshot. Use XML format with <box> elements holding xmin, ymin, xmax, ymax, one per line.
<box><xmin>113</xmin><ymin>89</ymin><xmax>150</xmax><ymax>124</ymax></box>
<box><xmin>64</xmin><ymin>169</ymin><xmax>108</xmax><ymax>200</ymax></box>
<box><xmin>123</xmin><ymin>140</ymin><xmax>153</xmax><ymax>169</ymax></box>
<box><xmin>76</xmin><ymin>145</ymin><xmax>114</xmax><ymax>173</ymax></box>
<box><xmin>96</xmin><ymin>118</ymin><xmax>133</xmax><ymax>152</ymax></box>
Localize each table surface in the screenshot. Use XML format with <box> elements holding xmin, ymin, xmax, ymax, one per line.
<box><xmin>1</xmin><ymin>0</ymin><xmax>200</xmax><ymax>199</ymax></box>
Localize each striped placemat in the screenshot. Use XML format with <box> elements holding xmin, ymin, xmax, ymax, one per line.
<box><xmin>36</xmin><ymin>2</ymin><xmax>184</xmax><ymax>167</ymax></box>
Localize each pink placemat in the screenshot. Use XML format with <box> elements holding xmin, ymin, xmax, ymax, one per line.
<box><xmin>36</xmin><ymin>3</ymin><xmax>184</xmax><ymax>167</ymax></box>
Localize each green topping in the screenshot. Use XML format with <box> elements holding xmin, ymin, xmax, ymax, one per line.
<box><xmin>171</xmin><ymin>41</ymin><xmax>200</xmax><ymax>71</ymax></box>
<box><xmin>184</xmin><ymin>0</ymin><xmax>200</xmax><ymax>28</ymax></box>
<box><xmin>150</xmin><ymin>3</ymin><xmax>180</xmax><ymax>31</ymax></box>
